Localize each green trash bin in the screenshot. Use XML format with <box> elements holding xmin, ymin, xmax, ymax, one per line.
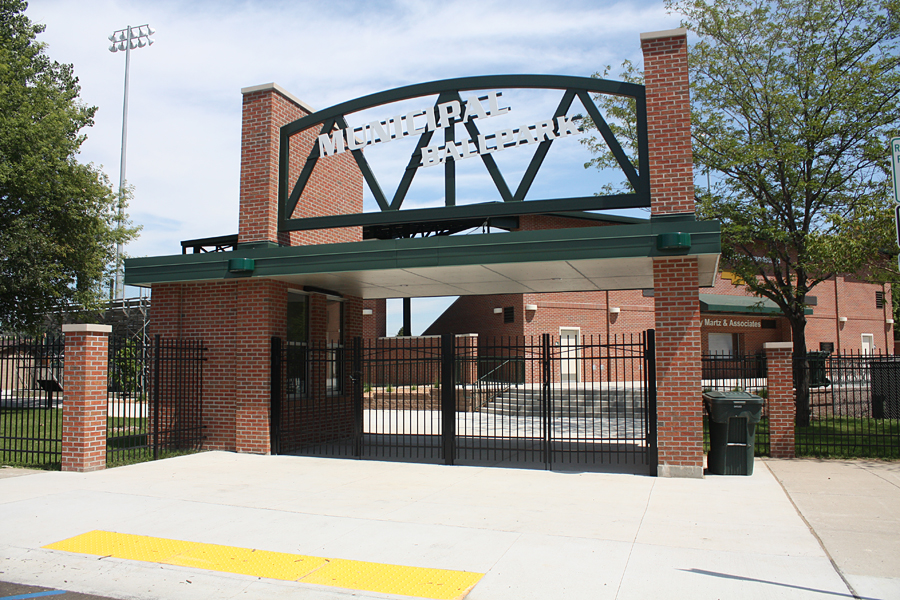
<box><xmin>703</xmin><ymin>391</ymin><xmax>764</xmax><ymax>475</ymax></box>
<box><xmin>806</xmin><ymin>351</ymin><xmax>831</xmax><ymax>387</ymax></box>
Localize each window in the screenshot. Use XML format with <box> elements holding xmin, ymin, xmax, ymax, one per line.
<box><xmin>708</xmin><ymin>333</ymin><xmax>734</xmax><ymax>357</ymax></box>
<box><xmin>326</xmin><ymin>298</ymin><xmax>344</xmax><ymax>394</ymax></box>
<box><xmin>876</xmin><ymin>291</ymin><xmax>885</xmax><ymax>309</ymax></box>
<box><xmin>504</xmin><ymin>306</ymin><xmax>514</xmax><ymax>323</ymax></box>
<box><xmin>286</xmin><ymin>292</ymin><xmax>309</xmax><ymax>397</ymax></box>
<box><xmin>287</xmin><ymin>293</ymin><xmax>309</xmax><ymax>344</ymax></box>
<box><xmin>820</xmin><ymin>342</ymin><xmax>834</xmax><ymax>353</ymax></box>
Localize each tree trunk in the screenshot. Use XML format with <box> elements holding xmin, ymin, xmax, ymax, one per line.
<box><xmin>790</xmin><ymin>317</ymin><xmax>811</xmax><ymax>427</ymax></box>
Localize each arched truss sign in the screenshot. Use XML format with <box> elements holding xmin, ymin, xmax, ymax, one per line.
<box><xmin>278</xmin><ymin>74</ymin><xmax>648</xmax><ymax>232</ymax></box>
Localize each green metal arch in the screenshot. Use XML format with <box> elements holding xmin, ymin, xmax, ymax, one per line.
<box><xmin>278</xmin><ymin>74</ymin><xmax>648</xmax><ymax>232</ymax></box>
<box><xmin>281</xmin><ymin>74</ymin><xmax>643</xmax><ymax>136</ymax></box>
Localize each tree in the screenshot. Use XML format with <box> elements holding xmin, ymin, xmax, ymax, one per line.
<box><xmin>0</xmin><ymin>0</ymin><xmax>139</xmax><ymax>332</ymax></box>
<box><xmin>582</xmin><ymin>0</ymin><xmax>900</xmax><ymax>425</ymax></box>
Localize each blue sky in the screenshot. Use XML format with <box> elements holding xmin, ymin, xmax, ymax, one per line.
<box><xmin>30</xmin><ymin>0</ymin><xmax>678</xmax><ymax>334</ymax></box>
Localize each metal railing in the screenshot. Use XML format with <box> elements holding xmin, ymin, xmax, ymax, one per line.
<box><xmin>0</xmin><ymin>335</ymin><xmax>65</xmax><ymax>468</ymax></box>
<box><xmin>796</xmin><ymin>351</ymin><xmax>900</xmax><ymax>459</ymax></box>
<box><xmin>107</xmin><ymin>335</ymin><xmax>206</xmax><ymax>465</ymax></box>
<box><xmin>272</xmin><ymin>332</ymin><xmax>657</xmax><ymax>473</ymax></box>
<box><xmin>701</xmin><ymin>354</ymin><xmax>769</xmax><ymax>456</ymax></box>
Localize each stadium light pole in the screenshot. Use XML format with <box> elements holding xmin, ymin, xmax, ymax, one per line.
<box><xmin>108</xmin><ymin>24</ymin><xmax>155</xmax><ymax>300</ymax></box>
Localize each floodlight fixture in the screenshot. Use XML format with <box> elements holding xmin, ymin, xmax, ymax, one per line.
<box><xmin>107</xmin><ymin>24</ymin><xmax>155</xmax><ymax>299</ymax></box>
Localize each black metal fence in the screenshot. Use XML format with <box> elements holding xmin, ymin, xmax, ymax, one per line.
<box><xmin>0</xmin><ymin>335</ymin><xmax>65</xmax><ymax>468</ymax></box>
<box><xmin>107</xmin><ymin>335</ymin><xmax>206</xmax><ymax>465</ymax></box>
<box><xmin>701</xmin><ymin>354</ymin><xmax>770</xmax><ymax>456</ymax></box>
<box><xmin>271</xmin><ymin>332</ymin><xmax>657</xmax><ymax>473</ymax></box>
<box><xmin>796</xmin><ymin>352</ymin><xmax>900</xmax><ymax>459</ymax></box>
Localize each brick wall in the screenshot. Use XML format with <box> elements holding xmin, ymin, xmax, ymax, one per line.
<box><xmin>423</xmin><ymin>294</ymin><xmax>525</xmax><ymax>339</ymax></box>
<box><xmin>150</xmin><ymin>280</ymin><xmax>363</xmax><ymax>454</ymax></box>
<box><xmin>362</xmin><ymin>299</ymin><xmax>387</xmax><ymax>339</ymax></box>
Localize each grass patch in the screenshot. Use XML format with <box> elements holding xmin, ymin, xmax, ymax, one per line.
<box><xmin>796</xmin><ymin>418</ymin><xmax>900</xmax><ymax>459</ymax></box>
<box><xmin>704</xmin><ymin>413</ymin><xmax>899</xmax><ymax>460</ymax></box>
<box><xmin>0</xmin><ymin>408</ymin><xmax>62</xmax><ymax>469</ymax></box>
<box><xmin>2</xmin><ymin>410</ymin><xmax>201</xmax><ymax>469</ymax></box>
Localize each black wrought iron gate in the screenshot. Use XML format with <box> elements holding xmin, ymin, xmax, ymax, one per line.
<box><xmin>271</xmin><ymin>331</ymin><xmax>657</xmax><ymax>473</ymax></box>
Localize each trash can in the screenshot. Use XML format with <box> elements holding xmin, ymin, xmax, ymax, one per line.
<box><xmin>703</xmin><ymin>391</ymin><xmax>765</xmax><ymax>475</ymax></box>
<box><xmin>806</xmin><ymin>351</ymin><xmax>831</xmax><ymax>387</ymax></box>
<box><xmin>871</xmin><ymin>357</ymin><xmax>900</xmax><ymax>419</ymax></box>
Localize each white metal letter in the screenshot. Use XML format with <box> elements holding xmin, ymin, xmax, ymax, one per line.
<box><xmin>487</xmin><ymin>91</ymin><xmax>510</xmax><ymax>116</ymax></box>
<box><xmin>555</xmin><ymin>114</ymin><xmax>579</xmax><ymax>138</ymax></box>
<box><xmin>420</xmin><ymin>144</ymin><xmax>442</xmax><ymax>167</ymax></box>
<box><xmin>317</xmin><ymin>130</ymin><xmax>345</xmax><ymax>156</ymax></box>
<box><xmin>407</xmin><ymin>110</ymin><xmax>427</xmax><ymax>135</ymax></box>
<box><xmin>477</xmin><ymin>132</ymin><xmax>497</xmax><ymax>154</ymax></box>
<box><xmin>346</xmin><ymin>125</ymin><xmax>366</xmax><ymax>150</ymax></box>
<box><xmin>443</xmin><ymin>141</ymin><xmax>465</xmax><ymax>161</ymax></box>
<box><xmin>437</xmin><ymin>100</ymin><xmax>462</xmax><ymax>128</ymax></box>
<box><xmin>535</xmin><ymin>120</ymin><xmax>557</xmax><ymax>141</ymax></box>
<box><xmin>369</xmin><ymin>120</ymin><xmax>390</xmax><ymax>144</ymax></box>
<box><xmin>461</xmin><ymin>94</ymin><xmax>489</xmax><ymax>121</ymax></box>
<box><xmin>495</xmin><ymin>128</ymin><xmax>516</xmax><ymax>149</ymax></box>
<box><xmin>517</xmin><ymin>126</ymin><xmax>539</xmax><ymax>145</ymax></box>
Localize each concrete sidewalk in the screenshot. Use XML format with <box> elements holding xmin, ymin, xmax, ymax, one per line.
<box><xmin>765</xmin><ymin>458</ymin><xmax>900</xmax><ymax>600</ymax></box>
<box><xmin>0</xmin><ymin>452</ymin><xmax>871</xmax><ymax>599</ymax></box>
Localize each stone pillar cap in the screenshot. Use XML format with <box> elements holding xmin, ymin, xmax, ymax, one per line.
<box><xmin>62</xmin><ymin>324</ymin><xmax>112</xmax><ymax>333</ymax></box>
<box><xmin>764</xmin><ymin>342</ymin><xmax>793</xmax><ymax>350</ymax></box>
<box><xmin>640</xmin><ymin>27</ymin><xmax>688</xmax><ymax>41</ymax></box>
<box><xmin>240</xmin><ymin>82</ymin><xmax>314</xmax><ymax>113</ymax></box>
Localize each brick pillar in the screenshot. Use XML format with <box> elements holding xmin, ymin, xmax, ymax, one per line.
<box><xmin>765</xmin><ymin>342</ymin><xmax>796</xmax><ymax>458</ymax></box>
<box><xmin>238</xmin><ymin>83</ymin><xmax>314</xmax><ymax>247</ymax></box>
<box><xmin>61</xmin><ymin>324</ymin><xmax>111</xmax><ymax>472</ymax></box>
<box><xmin>642</xmin><ymin>28</ymin><xmax>703</xmax><ymax>478</ymax></box>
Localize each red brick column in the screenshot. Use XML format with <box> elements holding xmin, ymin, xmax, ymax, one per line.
<box><xmin>643</xmin><ymin>28</ymin><xmax>703</xmax><ymax>478</ymax></box>
<box><xmin>61</xmin><ymin>324</ymin><xmax>111</xmax><ymax>472</ymax></box>
<box><xmin>238</xmin><ymin>83</ymin><xmax>313</xmax><ymax>246</ymax></box>
<box><xmin>652</xmin><ymin>258</ymin><xmax>702</xmax><ymax>477</ymax></box>
<box><xmin>765</xmin><ymin>342</ymin><xmax>796</xmax><ymax>458</ymax></box>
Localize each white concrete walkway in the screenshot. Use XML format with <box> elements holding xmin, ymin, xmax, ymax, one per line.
<box><xmin>0</xmin><ymin>452</ymin><xmax>860</xmax><ymax>599</ymax></box>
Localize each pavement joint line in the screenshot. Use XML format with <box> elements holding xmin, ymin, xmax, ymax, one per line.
<box><xmin>42</xmin><ymin>530</ymin><xmax>483</xmax><ymax>600</ymax></box>
<box><xmin>762</xmin><ymin>460</ymin><xmax>860</xmax><ymax>600</ymax></box>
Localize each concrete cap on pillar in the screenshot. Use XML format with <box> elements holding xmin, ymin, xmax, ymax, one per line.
<box><xmin>61</xmin><ymin>324</ymin><xmax>112</xmax><ymax>333</ymax></box>
<box><xmin>240</xmin><ymin>82</ymin><xmax>315</xmax><ymax>113</ymax></box>
<box><xmin>764</xmin><ymin>342</ymin><xmax>793</xmax><ymax>350</ymax></box>
<box><xmin>640</xmin><ymin>27</ymin><xmax>688</xmax><ymax>41</ymax></box>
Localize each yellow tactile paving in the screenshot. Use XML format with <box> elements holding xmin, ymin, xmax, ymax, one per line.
<box><xmin>44</xmin><ymin>531</ymin><xmax>483</xmax><ymax>600</ymax></box>
<box><xmin>302</xmin><ymin>558</ymin><xmax>482</xmax><ymax>599</ymax></box>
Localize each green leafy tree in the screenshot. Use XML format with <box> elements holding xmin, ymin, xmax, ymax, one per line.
<box><xmin>582</xmin><ymin>0</ymin><xmax>900</xmax><ymax>425</ymax></box>
<box><xmin>0</xmin><ymin>0</ymin><xmax>139</xmax><ymax>332</ymax></box>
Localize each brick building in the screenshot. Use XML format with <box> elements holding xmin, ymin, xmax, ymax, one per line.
<box><xmin>421</xmin><ymin>212</ymin><xmax>894</xmax><ymax>357</ymax></box>
<box><xmin>126</xmin><ymin>28</ymin><xmax>745</xmax><ymax>477</ymax></box>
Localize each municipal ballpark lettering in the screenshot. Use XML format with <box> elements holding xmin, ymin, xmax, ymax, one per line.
<box><xmin>317</xmin><ymin>91</ymin><xmax>581</xmax><ymax>168</ymax></box>
<box><xmin>703</xmin><ymin>318</ymin><xmax>761</xmax><ymax>328</ymax></box>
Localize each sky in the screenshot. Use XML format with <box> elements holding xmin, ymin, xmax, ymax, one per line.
<box><xmin>29</xmin><ymin>0</ymin><xmax>678</xmax><ymax>335</ymax></box>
